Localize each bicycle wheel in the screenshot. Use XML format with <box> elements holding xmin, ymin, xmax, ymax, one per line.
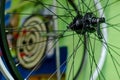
<box><xmin>0</xmin><ymin>0</ymin><xmax>120</xmax><ymax>80</ymax></box>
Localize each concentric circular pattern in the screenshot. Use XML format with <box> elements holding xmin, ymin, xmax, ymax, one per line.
<box><xmin>16</xmin><ymin>16</ymin><xmax>47</xmax><ymax>69</ymax></box>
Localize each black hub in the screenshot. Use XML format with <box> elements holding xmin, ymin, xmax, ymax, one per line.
<box><xmin>69</xmin><ymin>12</ymin><xmax>105</xmax><ymax>36</ymax></box>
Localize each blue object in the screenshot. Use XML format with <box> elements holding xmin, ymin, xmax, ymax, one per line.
<box><xmin>5</xmin><ymin>0</ymin><xmax>11</xmax><ymax>26</ymax></box>
<box><xmin>0</xmin><ymin>72</ymin><xmax>6</xmax><ymax>80</ymax></box>
<box><xmin>18</xmin><ymin>46</ymin><xmax>68</xmax><ymax>78</ymax></box>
